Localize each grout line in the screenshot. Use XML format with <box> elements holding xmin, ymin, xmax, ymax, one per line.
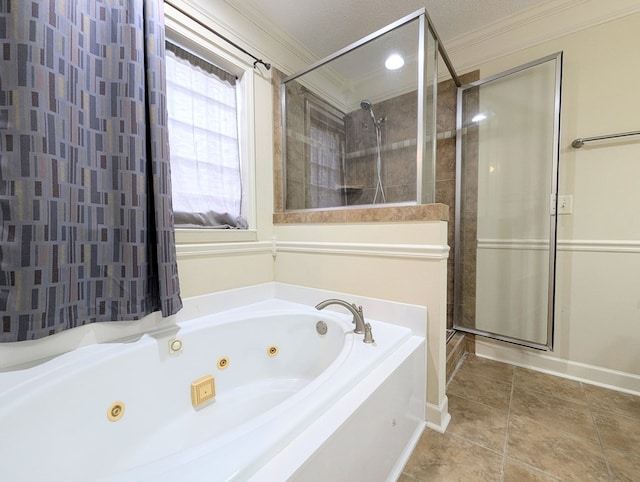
<box><xmin>445</xmin><ymin>352</ymin><xmax>468</xmax><ymax>389</ymax></box>
<box><xmin>499</xmin><ymin>364</ymin><xmax>516</xmax><ymax>481</ymax></box>
<box><xmin>398</xmin><ymin>471</ymin><xmax>419</xmax><ymax>481</ymax></box>
<box><xmin>445</xmin><ymin>430</ymin><xmax>504</xmax><ymax>457</ymax></box>
<box><xmin>505</xmin><ymin>459</ymin><xmax>565</xmax><ymax>482</ymax></box>
<box><xmin>584</xmin><ymin>381</ymin><xmax>616</xmax><ymax>481</ymax></box>
<box><xmin>504</xmin><ymin>369</ymin><xmax>568</xmax><ymax>481</ymax></box>
<box><xmin>449</xmin><ymin>359</ymin><xmax>636</xmax><ymax>481</ymax></box>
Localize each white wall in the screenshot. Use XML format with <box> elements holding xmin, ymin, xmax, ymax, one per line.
<box><xmin>457</xmin><ymin>10</ymin><xmax>640</xmax><ymax>391</ymax></box>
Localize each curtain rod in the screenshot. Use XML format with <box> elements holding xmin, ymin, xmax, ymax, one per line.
<box><xmin>571</xmin><ymin>130</ymin><xmax>640</xmax><ymax>148</ymax></box>
<box><xmin>164</xmin><ymin>0</ymin><xmax>271</xmax><ymax>71</ymax></box>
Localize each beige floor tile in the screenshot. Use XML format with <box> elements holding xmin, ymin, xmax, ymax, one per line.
<box><xmin>605</xmin><ymin>446</ymin><xmax>640</xmax><ymax>481</ymax></box>
<box><xmin>583</xmin><ymin>384</ymin><xmax>640</xmax><ymax>420</ymax></box>
<box><xmin>405</xmin><ymin>357</ymin><xmax>638</xmax><ymax>482</ymax></box>
<box><xmin>593</xmin><ymin>409</ymin><xmax>640</xmax><ymax>453</ymax></box>
<box><xmin>506</xmin><ymin>415</ymin><xmax>610</xmax><ymax>482</ymax></box>
<box><xmin>511</xmin><ymin>387</ymin><xmax>598</xmax><ymax>441</ymax></box>
<box><xmin>513</xmin><ymin>367</ymin><xmax>587</xmax><ymax>405</ymax></box>
<box><xmin>446</xmin><ymin>394</ymin><xmax>509</xmax><ymax>452</ymax></box>
<box><xmin>448</xmin><ymin>367</ymin><xmax>512</xmax><ymax>410</ymax></box>
<box><xmin>402</xmin><ymin>430</ymin><xmax>503</xmax><ymax>482</ymax></box>
<box><xmin>459</xmin><ymin>354</ymin><xmax>514</xmax><ymax>383</ymax></box>
<box><xmin>397</xmin><ymin>473</ymin><xmax>418</xmax><ymax>482</ymax></box>
<box><xmin>503</xmin><ymin>458</ymin><xmax>564</xmax><ymax>482</ymax></box>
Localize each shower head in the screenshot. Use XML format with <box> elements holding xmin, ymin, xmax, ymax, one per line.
<box><xmin>360</xmin><ymin>99</ymin><xmax>378</xmax><ymax>124</ymax></box>
<box><xmin>360</xmin><ymin>99</ymin><xmax>385</xmax><ymax>128</ymax></box>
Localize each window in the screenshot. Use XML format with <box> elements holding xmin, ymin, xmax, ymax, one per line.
<box><xmin>306</xmin><ymin>98</ymin><xmax>345</xmax><ymax>208</ymax></box>
<box><xmin>165</xmin><ymin>41</ymin><xmax>248</xmax><ymax>229</ymax></box>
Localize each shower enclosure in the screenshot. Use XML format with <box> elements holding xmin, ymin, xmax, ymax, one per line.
<box><xmin>281</xmin><ymin>9</ymin><xmax>563</xmax><ymax>351</ymax></box>
<box><xmin>281</xmin><ymin>9</ymin><xmax>444</xmax><ymax>209</ymax></box>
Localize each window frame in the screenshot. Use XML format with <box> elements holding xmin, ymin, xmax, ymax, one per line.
<box><xmin>305</xmin><ymin>96</ymin><xmax>346</xmax><ymax>208</ymax></box>
<box><xmin>164</xmin><ymin>13</ymin><xmax>257</xmax><ymax>244</ymax></box>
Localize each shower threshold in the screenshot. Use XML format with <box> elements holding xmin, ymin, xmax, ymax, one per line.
<box><xmin>446</xmin><ymin>329</ymin><xmax>456</xmax><ymax>343</ymax></box>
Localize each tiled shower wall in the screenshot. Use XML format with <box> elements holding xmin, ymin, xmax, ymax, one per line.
<box><xmin>343</xmin><ymin>91</ymin><xmax>418</xmax><ymax>205</ymax></box>
<box><xmin>436</xmin><ymin>72</ymin><xmax>479</xmax><ymax>328</ymax></box>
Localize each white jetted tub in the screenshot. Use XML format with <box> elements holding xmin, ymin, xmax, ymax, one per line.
<box><xmin>0</xmin><ymin>297</ymin><xmax>425</xmax><ymax>482</ymax></box>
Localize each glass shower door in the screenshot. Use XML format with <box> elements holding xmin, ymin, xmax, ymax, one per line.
<box><xmin>453</xmin><ymin>53</ymin><xmax>562</xmax><ymax>350</ymax></box>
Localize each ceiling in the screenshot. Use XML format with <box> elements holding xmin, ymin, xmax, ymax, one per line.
<box><xmin>224</xmin><ymin>0</ymin><xmax>552</xmax><ymax>59</ymax></box>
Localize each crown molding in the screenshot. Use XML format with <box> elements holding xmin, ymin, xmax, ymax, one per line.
<box><xmin>221</xmin><ymin>0</ymin><xmax>319</xmax><ymax>74</ymax></box>
<box><xmin>222</xmin><ymin>0</ymin><xmax>420</xmax><ymax>109</ymax></box>
<box><xmin>179</xmin><ymin>1</ymin><xmax>640</xmax><ymax>107</ymax></box>
<box><xmin>166</xmin><ymin>0</ymin><xmax>319</xmax><ymax>76</ymax></box>
<box><xmin>445</xmin><ymin>0</ymin><xmax>640</xmax><ymax>74</ymax></box>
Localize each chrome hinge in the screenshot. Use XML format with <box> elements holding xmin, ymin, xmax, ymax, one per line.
<box><xmin>550</xmin><ymin>193</ymin><xmax>557</xmax><ymax>215</ymax></box>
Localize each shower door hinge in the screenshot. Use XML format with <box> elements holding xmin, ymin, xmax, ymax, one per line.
<box><xmin>550</xmin><ymin>194</ymin><xmax>557</xmax><ymax>215</ymax></box>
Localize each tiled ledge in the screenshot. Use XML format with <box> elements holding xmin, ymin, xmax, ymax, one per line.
<box><xmin>273</xmin><ymin>203</ymin><xmax>449</xmax><ymax>224</ymax></box>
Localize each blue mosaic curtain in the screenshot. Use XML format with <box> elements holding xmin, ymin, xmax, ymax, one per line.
<box><xmin>0</xmin><ymin>0</ymin><xmax>182</xmax><ymax>342</ymax></box>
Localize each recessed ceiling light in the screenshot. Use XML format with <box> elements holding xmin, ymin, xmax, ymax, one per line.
<box><xmin>385</xmin><ymin>53</ymin><xmax>404</xmax><ymax>70</ymax></box>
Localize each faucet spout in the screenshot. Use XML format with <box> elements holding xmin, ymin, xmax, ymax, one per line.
<box><xmin>315</xmin><ymin>298</ymin><xmax>366</xmax><ymax>334</ymax></box>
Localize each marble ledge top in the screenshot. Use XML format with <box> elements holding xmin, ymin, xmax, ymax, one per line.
<box><xmin>273</xmin><ymin>203</ymin><xmax>449</xmax><ymax>224</ymax></box>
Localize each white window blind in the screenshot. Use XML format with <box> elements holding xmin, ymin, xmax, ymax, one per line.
<box><xmin>165</xmin><ymin>44</ymin><xmax>245</xmax><ymax>226</ymax></box>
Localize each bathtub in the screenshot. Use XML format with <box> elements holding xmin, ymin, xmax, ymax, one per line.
<box><xmin>0</xmin><ymin>297</ymin><xmax>425</xmax><ymax>482</ymax></box>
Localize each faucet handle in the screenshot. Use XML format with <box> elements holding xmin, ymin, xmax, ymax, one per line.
<box><xmin>363</xmin><ymin>323</ymin><xmax>375</xmax><ymax>344</ymax></box>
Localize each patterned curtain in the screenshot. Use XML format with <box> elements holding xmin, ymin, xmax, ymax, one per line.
<box><xmin>0</xmin><ymin>0</ymin><xmax>182</xmax><ymax>342</ymax></box>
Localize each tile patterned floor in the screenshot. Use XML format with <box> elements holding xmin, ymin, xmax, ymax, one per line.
<box><xmin>400</xmin><ymin>355</ymin><xmax>640</xmax><ymax>482</ymax></box>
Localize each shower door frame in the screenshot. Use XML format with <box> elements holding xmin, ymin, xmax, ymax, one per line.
<box><xmin>453</xmin><ymin>52</ymin><xmax>563</xmax><ymax>351</ymax></box>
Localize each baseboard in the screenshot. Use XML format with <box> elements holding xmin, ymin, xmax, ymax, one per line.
<box><xmin>425</xmin><ymin>396</ymin><xmax>451</xmax><ymax>433</ymax></box>
<box><xmin>475</xmin><ymin>338</ymin><xmax>640</xmax><ymax>396</ymax></box>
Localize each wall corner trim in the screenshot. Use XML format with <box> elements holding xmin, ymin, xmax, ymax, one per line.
<box><xmin>425</xmin><ymin>396</ymin><xmax>451</xmax><ymax>433</ymax></box>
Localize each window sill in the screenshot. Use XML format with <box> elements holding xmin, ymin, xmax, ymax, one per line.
<box><xmin>175</xmin><ymin>228</ymin><xmax>258</xmax><ymax>245</ymax></box>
